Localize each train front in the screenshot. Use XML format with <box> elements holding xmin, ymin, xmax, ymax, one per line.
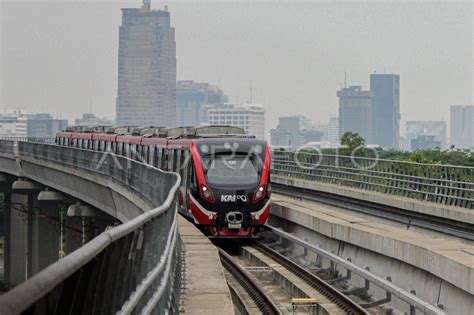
<box><xmin>189</xmin><ymin>138</ymin><xmax>271</xmax><ymax>237</ymax></box>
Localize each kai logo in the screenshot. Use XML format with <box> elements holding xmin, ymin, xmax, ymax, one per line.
<box><xmin>221</xmin><ymin>195</ymin><xmax>247</xmax><ymax>202</ymax></box>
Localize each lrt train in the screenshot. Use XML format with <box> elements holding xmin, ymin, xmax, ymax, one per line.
<box><xmin>56</xmin><ymin>125</ymin><xmax>271</xmax><ymax>237</ymax></box>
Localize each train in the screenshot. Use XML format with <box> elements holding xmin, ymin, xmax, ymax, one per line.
<box><xmin>56</xmin><ymin>125</ymin><xmax>271</xmax><ymax>237</ymax></box>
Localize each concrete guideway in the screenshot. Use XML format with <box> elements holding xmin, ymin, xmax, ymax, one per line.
<box><xmin>270</xmin><ymin>193</ymin><xmax>473</xmax><ymax>314</ymax></box>
<box><xmin>272</xmin><ymin>175</ymin><xmax>474</xmax><ymax>225</ymax></box>
<box><xmin>0</xmin><ymin>140</ymin><xmax>234</xmax><ymax>313</ymax></box>
<box><xmin>178</xmin><ymin>216</ymin><xmax>235</xmax><ymax>314</ymax></box>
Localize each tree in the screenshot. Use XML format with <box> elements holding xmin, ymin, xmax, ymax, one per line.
<box><xmin>340</xmin><ymin>132</ymin><xmax>366</xmax><ymax>156</ymax></box>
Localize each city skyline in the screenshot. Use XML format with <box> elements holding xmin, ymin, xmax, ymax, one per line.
<box><xmin>1</xmin><ymin>1</ymin><xmax>472</xmax><ymax>136</ymax></box>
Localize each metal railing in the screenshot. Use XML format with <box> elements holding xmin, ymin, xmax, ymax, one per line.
<box><xmin>0</xmin><ymin>141</ymin><xmax>182</xmax><ymax>314</ymax></box>
<box><xmin>0</xmin><ymin>136</ymin><xmax>56</xmax><ymax>144</ymax></box>
<box><xmin>266</xmin><ymin>225</ymin><xmax>446</xmax><ymax>315</ymax></box>
<box><xmin>271</xmin><ymin>150</ymin><xmax>474</xmax><ymax>209</ymax></box>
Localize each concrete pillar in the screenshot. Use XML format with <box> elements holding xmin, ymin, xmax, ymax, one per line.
<box><xmin>0</xmin><ymin>173</ymin><xmax>14</xmax><ymax>284</ymax></box>
<box><xmin>11</xmin><ymin>179</ymin><xmax>42</xmax><ymax>281</ymax></box>
<box><xmin>8</xmin><ymin>192</ymin><xmax>28</xmax><ymax>284</ymax></box>
<box><xmin>67</xmin><ymin>203</ymin><xmax>109</xmax><ymax>253</ymax></box>
<box><xmin>37</xmin><ymin>190</ymin><xmax>74</xmax><ymax>269</ymax></box>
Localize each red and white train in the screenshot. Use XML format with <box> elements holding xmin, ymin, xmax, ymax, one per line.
<box><xmin>56</xmin><ymin>125</ymin><xmax>271</xmax><ymax>237</ymax></box>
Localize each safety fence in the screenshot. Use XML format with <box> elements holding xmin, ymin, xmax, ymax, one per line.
<box><xmin>0</xmin><ymin>140</ymin><xmax>182</xmax><ymax>314</ymax></box>
<box><xmin>271</xmin><ymin>150</ymin><xmax>474</xmax><ymax>209</ymax></box>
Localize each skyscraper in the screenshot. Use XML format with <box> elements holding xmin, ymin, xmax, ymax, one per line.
<box><xmin>116</xmin><ymin>0</ymin><xmax>176</xmax><ymax>127</ymax></box>
<box><xmin>270</xmin><ymin>116</ymin><xmax>322</xmax><ymax>149</ymax></box>
<box><xmin>328</xmin><ymin>115</ymin><xmax>340</xmax><ymax>144</ymax></box>
<box><xmin>370</xmin><ymin>74</ymin><xmax>400</xmax><ymax>149</ymax></box>
<box><xmin>209</xmin><ymin>103</ymin><xmax>265</xmax><ymax>140</ymax></box>
<box><xmin>176</xmin><ymin>81</ymin><xmax>227</xmax><ymax>127</ymax></box>
<box><xmin>27</xmin><ymin>114</ymin><xmax>68</xmax><ymax>138</ymax></box>
<box><xmin>0</xmin><ymin>109</ymin><xmax>27</xmax><ymax>137</ymax></box>
<box><xmin>337</xmin><ymin>85</ymin><xmax>373</xmax><ymax>143</ymax></box>
<box><xmin>450</xmin><ymin>105</ymin><xmax>474</xmax><ymax>149</ymax></box>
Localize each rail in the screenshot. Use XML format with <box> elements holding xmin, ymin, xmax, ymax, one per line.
<box><xmin>271</xmin><ymin>150</ymin><xmax>474</xmax><ymax>209</ymax></box>
<box><xmin>219</xmin><ymin>248</ymin><xmax>283</xmax><ymax>315</ymax></box>
<box><xmin>266</xmin><ymin>225</ymin><xmax>446</xmax><ymax>315</ymax></box>
<box><xmin>0</xmin><ymin>140</ymin><xmax>182</xmax><ymax>314</ymax></box>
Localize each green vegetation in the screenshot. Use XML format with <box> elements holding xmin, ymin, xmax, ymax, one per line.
<box><xmin>339</xmin><ymin>132</ymin><xmax>366</xmax><ymax>156</ymax></box>
<box><xmin>301</xmin><ymin>132</ymin><xmax>474</xmax><ymax>167</ymax></box>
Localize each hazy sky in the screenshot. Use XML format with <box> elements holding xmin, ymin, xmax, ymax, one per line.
<box><xmin>1</xmin><ymin>0</ymin><xmax>472</xmax><ymax>136</ymax></box>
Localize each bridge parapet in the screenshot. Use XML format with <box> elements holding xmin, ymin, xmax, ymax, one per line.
<box><xmin>272</xmin><ymin>150</ymin><xmax>474</xmax><ymax>209</ymax></box>
<box><xmin>0</xmin><ymin>140</ymin><xmax>182</xmax><ymax>314</ymax></box>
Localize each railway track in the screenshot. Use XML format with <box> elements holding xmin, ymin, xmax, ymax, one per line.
<box><xmin>219</xmin><ymin>248</ymin><xmax>283</xmax><ymax>315</ymax></box>
<box><xmin>272</xmin><ymin>182</ymin><xmax>474</xmax><ymax>241</ymax></box>
<box><xmin>219</xmin><ymin>241</ymin><xmax>367</xmax><ymax>315</ymax></box>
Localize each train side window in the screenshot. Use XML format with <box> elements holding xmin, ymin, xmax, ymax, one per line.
<box><xmin>93</xmin><ymin>140</ymin><xmax>99</xmax><ymax>151</ymax></box>
<box><xmin>175</xmin><ymin>150</ymin><xmax>181</xmax><ymax>173</ymax></box>
<box><xmin>168</xmin><ymin>150</ymin><xmax>174</xmax><ymax>171</ymax></box>
<box><xmin>156</xmin><ymin>148</ymin><xmax>162</xmax><ymax>169</ymax></box>
<box><xmin>148</xmin><ymin>147</ymin><xmax>155</xmax><ymax>166</ymax></box>
<box><xmin>189</xmin><ymin>163</ymin><xmax>197</xmax><ymax>190</ymax></box>
<box><xmin>136</xmin><ymin>144</ymin><xmax>143</xmax><ymax>162</ymax></box>
<box><xmin>118</xmin><ymin>142</ymin><xmax>123</xmax><ymax>156</ymax></box>
<box><xmin>125</xmin><ymin>143</ymin><xmax>131</xmax><ymax>158</ymax></box>
<box><xmin>143</xmin><ymin>146</ymin><xmax>149</xmax><ymax>164</ymax></box>
<box><xmin>99</xmin><ymin>141</ymin><xmax>104</xmax><ymax>151</ymax></box>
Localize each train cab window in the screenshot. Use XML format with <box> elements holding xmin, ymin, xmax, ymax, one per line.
<box><xmin>204</xmin><ymin>155</ymin><xmax>260</xmax><ymax>186</ymax></box>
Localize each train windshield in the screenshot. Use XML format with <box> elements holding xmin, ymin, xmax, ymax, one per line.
<box><xmin>203</xmin><ymin>154</ymin><xmax>260</xmax><ymax>186</ymax></box>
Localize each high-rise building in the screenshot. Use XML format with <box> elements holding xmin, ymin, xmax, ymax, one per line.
<box><xmin>406</xmin><ymin>121</ymin><xmax>447</xmax><ymax>150</ymax></box>
<box><xmin>0</xmin><ymin>109</ymin><xmax>27</xmax><ymax>137</ymax></box>
<box><xmin>208</xmin><ymin>103</ymin><xmax>265</xmax><ymax>140</ymax></box>
<box><xmin>270</xmin><ymin>116</ymin><xmax>322</xmax><ymax>149</ymax></box>
<box><xmin>328</xmin><ymin>116</ymin><xmax>340</xmax><ymax>144</ymax></box>
<box><xmin>27</xmin><ymin>114</ymin><xmax>68</xmax><ymax>138</ymax></box>
<box><xmin>176</xmin><ymin>81</ymin><xmax>227</xmax><ymax>127</ymax></box>
<box><xmin>337</xmin><ymin>85</ymin><xmax>373</xmax><ymax>143</ymax></box>
<box><xmin>450</xmin><ymin>105</ymin><xmax>474</xmax><ymax>149</ymax></box>
<box><xmin>411</xmin><ymin>135</ymin><xmax>441</xmax><ymax>151</ymax></box>
<box><xmin>370</xmin><ymin>74</ymin><xmax>400</xmax><ymax>149</ymax></box>
<box><xmin>116</xmin><ymin>0</ymin><xmax>176</xmax><ymax>127</ymax></box>
<box><xmin>75</xmin><ymin>113</ymin><xmax>113</xmax><ymax>127</ymax></box>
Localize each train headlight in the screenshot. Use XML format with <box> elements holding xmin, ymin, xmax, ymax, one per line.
<box><xmin>201</xmin><ymin>184</ymin><xmax>215</xmax><ymax>203</ymax></box>
<box><xmin>252</xmin><ymin>185</ymin><xmax>266</xmax><ymax>203</ymax></box>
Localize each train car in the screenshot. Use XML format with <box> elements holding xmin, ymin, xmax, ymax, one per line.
<box><xmin>56</xmin><ymin>125</ymin><xmax>271</xmax><ymax>237</ymax></box>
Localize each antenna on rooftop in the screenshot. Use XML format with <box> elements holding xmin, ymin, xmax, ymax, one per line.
<box><xmin>344</xmin><ymin>71</ymin><xmax>347</xmax><ymax>88</ymax></box>
<box><xmin>250</xmin><ymin>87</ymin><xmax>253</xmax><ymax>103</ymax></box>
